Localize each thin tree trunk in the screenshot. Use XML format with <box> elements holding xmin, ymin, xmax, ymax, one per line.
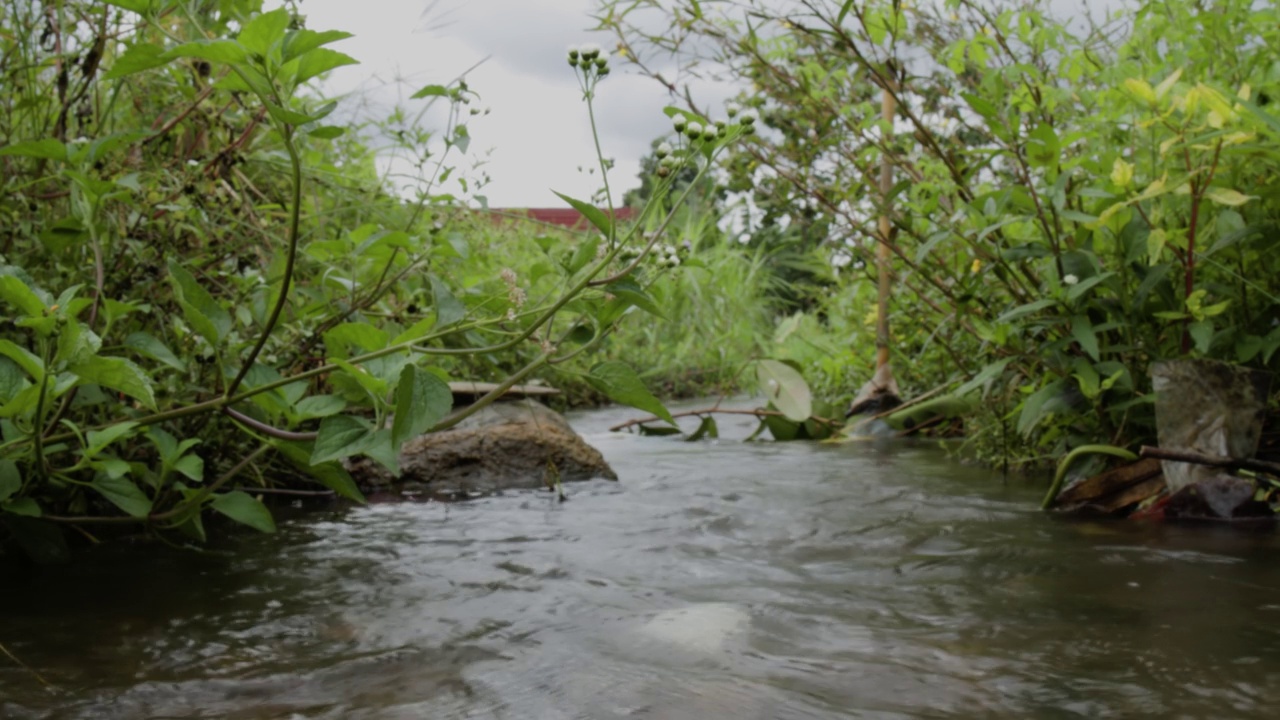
<box><xmin>876</xmin><ymin>81</ymin><xmax>896</xmax><ymax>369</ymax></box>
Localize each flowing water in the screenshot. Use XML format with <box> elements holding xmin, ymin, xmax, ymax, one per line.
<box><xmin>4</xmin><ymin>399</ymin><xmax>1280</xmax><ymax>719</ymax></box>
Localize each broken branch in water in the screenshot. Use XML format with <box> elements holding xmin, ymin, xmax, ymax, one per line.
<box><xmin>0</xmin><ymin>640</ymin><xmax>58</xmax><ymax>691</ymax></box>
<box><xmin>608</xmin><ymin>407</ymin><xmax>840</xmax><ymax>433</ymax></box>
<box><xmin>1138</xmin><ymin>446</ymin><xmax>1280</xmax><ymax>476</ymax></box>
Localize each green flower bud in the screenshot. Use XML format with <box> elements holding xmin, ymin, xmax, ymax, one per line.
<box><xmin>673</xmin><ymin>117</ymin><xmax>687</xmax><ymax>133</ymax></box>
<box><xmin>684</xmin><ymin>122</ymin><xmax>703</xmax><ymax>139</ymax></box>
<box><xmin>656</xmin><ymin>141</ymin><xmax>673</xmax><ymax>158</ymax></box>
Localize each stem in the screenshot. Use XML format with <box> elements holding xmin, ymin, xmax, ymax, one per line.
<box><xmin>1042</xmin><ymin>444</ymin><xmax>1138</xmax><ymax>510</ymax></box>
<box><xmin>876</xmin><ymin>78</ymin><xmax>895</xmax><ymax>370</ymax></box>
<box><xmin>225</xmin><ymin>124</ymin><xmax>303</xmax><ymax>398</ymax></box>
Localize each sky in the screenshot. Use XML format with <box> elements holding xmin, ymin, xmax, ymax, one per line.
<box><xmin>293</xmin><ymin>0</ymin><xmax>688</xmax><ymax>209</ymax></box>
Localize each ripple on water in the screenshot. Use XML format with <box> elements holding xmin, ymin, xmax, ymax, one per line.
<box><xmin>5</xmin><ymin>400</ymin><xmax>1280</xmax><ymax>718</ymax></box>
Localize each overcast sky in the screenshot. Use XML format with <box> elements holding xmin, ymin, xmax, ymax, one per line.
<box><xmin>292</xmin><ymin>0</ymin><xmax>684</xmax><ymax>209</ymax></box>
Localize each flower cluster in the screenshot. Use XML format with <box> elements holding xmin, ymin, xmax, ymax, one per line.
<box><xmin>655</xmin><ymin>243</ymin><xmax>681</xmax><ymax>269</ymax></box>
<box><xmin>568</xmin><ymin>43</ymin><xmax>609</xmax><ymax>77</ymax></box>
<box><xmin>501</xmin><ymin>268</ymin><xmax>526</xmax><ymax>321</ymax></box>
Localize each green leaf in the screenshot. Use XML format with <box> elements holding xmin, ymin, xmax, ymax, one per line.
<box><xmin>605</xmin><ymin>279</ymin><xmax>665</xmax><ymax>318</ymax></box>
<box><xmin>1070</xmin><ymin>315</ymin><xmax>1100</xmax><ymax>360</ymax></box>
<box><xmin>0</xmin><ymin>339</ymin><xmax>43</xmax><ymax>378</ymax></box>
<box><xmin>308</xmin><ymin>125</ymin><xmax>346</xmax><ymax>140</ymax></box>
<box><xmin>587</xmin><ymin>361</ymin><xmax>675</xmax><ymax>425</ymax></box>
<box><xmin>392</xmin><ymin>316</ymin><xmax>437</xmax><ymax>345</ymax></box>
<box><xmin>0</xmin><ymin>459</ymin><xmax>19</xmax><ymax>502</ymax></box>
<box><xmin>324</xmin><ymin>322</ymin><xmax>388</xmax><ymax>354</ymax></box>
<box><xmin>55</xmin><ymin>319</ymin><xmax>101</xmax><ymax>369</ymax></box>
<box><xmin>211</xmin><ymin>491</ymin><xmax>276</xmax><ymax>533</ymax></box>
<box><xmin>996</xmin><ymin>298</ymin><xmax>1056</xmax><ymax>323</ymax></box>
<box><xmin>391</xmin><ymin>365</ymin><xmax>453</xmax><ymax>446</ymax></box>
<box><xmin>1017</xmin><ymin>378</ymin><xmax>1071</xmax><ymax>436</ymax></box>
<box><xmin>2</xmin><ymin>498</ymin><xmax>42</xmax><ymax>518</ymax></box>
<box><xmin>553</xmin><ymin>191</ymin><xmax>613</xmax><ymax>237</ymax></box>
<box><xmin>0</xmin><ymin>275</ymin><xmax>48</xmax><ymax>317</ymax></box>
<box><xmin>430</xmin><ymin>275</ymin><xmax>465</xmax><ymax>327</ymax></box>
<box><xmin>103</xmin><ymin>0</ymin><xmax>161</xmax><ymax>12</ymax></box>
<box><xmin>1026</xmin><ymin>124</ymin><xmax>1061</xmax><ymax>168</ymax></box>
<box><xmin>310</xmin><ymin>414</ymin><xmax>377</xmax><ymax>465</ymax></box>
<box><xmin>757</xmin><ymin>359</ymin><xmax>812</xmax><ymax>422</ymax></box>
<box><xmin>124</xmin><ymin>332</ymin><xmax>186</xmax><ymax>371</ymax></box>
<box><xmin>102</xmin><ymin>42</ymin><xmax>169</xmax><ymax>80</ymax></box>
<box><xmin>92</xmin><ymin>475</ymin><xmax>153</xmax><ymax>518</ymax></box>
<box><xmin>0</xmin><ymin>139</ymin><xmax>68</xmax><ymax>162</ymax></box>
<box><xmin>168</xmin><ymin>260</ymin><xmax>231</xmax><ymax>344</ymax></box>
<box><xmin>1066</xmin><ymin>272</ymin><xmax>1113</xmax><ymax>301</ymax></box>
<box><xmin>282</xmin><ymin>29</ymin><xmax>354</xmax><ymax>62</ymax></box>
<box><xmin>331</xmin><ymin>358</ymin><xmax>390</xmax><ymax>398</ymax></box>
<box><xmin>172</xmin><ymin>455</ymin><xmax>204</xmax><ymax>482</ymax></box>
<box><xmin>0</xmin><ymin>357</ymin><xmax>23</xmax><ymax>403</ymax></box>
<box><xmin>163</xmin><ymin>39</ymin><xmax>249</xmax><ymax>65</ymax></box>
<box><xmin>685</xmin><ymin>415</ymin><xmax>718</xmax><ymax>442</ymax></box>
<box><xmin>273</xmin><ymin>439</ymin><xmax>366</xmax><ymax>502</ymax></box>
<box><xmin>1189</xmin><ymin>320</ymin><xmax>1214</xmax><ymax>353</ymax></box>
<box><xmin>362</xmin><ymin>428</ymin><xmax>400</xmax><ymax>476</ymax></box>
<box><xmin>292</xmin><ymin>47</ymin><xmax>359</xmax><ymax>85</ymax></box>
<box><xmin>0</xmin><ymin>384</ymin><xmax>42</xmax><ymax>418</ymax></box>
<box><xmin>638</xmin><ymin>424</ymin><xmax>683</xmax><ymax>437</ymax></box>
<box><xmin>294</xmin><ymin>394</ymin><xmax>346</xmax><ymax>419</ymax></box>
<box><xmin>69</xmin><ymin>355</ymin><xmax>157</xmax><ymax>409</ymax></box>
<box><xmin>567</xmin><ymin>235</ymin><xmax>600</xmax><ymax>274</ymax></box>
<box><xmin>85</xmin><ymin>421</ymin><xmax>139</xmax><ymax>459</ymax></box>
<box><xmin>955</xmin><ymin>358</ymin><xmax>1012</xmax><ymax>398</ymax></box>
<box><xmin>238</xmin><ymin>8</ymin><xmax>290</xmax><ymax>57</ymax></box>
<box><xmin>411</xmin><ymin>83</ymin><xmax>449</xmax><ymax>99</ymax></box>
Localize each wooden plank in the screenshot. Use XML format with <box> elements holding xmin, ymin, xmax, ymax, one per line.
<box><xmin>447</xmin><ymin>381</ymin><xmax>560</xmax><ymax>397</ymax></box>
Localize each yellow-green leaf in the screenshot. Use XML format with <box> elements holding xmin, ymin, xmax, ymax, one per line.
<box><xmin>1124</xmin><ymin>78</ymin><xmax>1156</xmax><ymax>105</ymax></box>
<box><xmin>1205</xmin><ymin>187</ymin><xmax>1255</xmax><ymax>207</ymax></box>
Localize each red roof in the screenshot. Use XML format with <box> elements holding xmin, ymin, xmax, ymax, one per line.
<box><xmin>487</xmin><ymin>207</ymin><xmax>638</xmax><ymax>230</ymax></box>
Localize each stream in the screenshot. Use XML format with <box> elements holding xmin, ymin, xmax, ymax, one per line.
<box><xmin>3</xmin><ymin>399</ymin><xmax>1280</xmax><ymax>718</ymax></box>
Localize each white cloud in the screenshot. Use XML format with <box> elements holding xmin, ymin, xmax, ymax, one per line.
<box><xmin>290</xmin><ymin>0</ymin><xmax>676</xmax><ymax>209</ymax></box>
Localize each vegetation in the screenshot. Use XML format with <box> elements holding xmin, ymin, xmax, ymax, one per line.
<box><xmin>0</xmin><ymin>0</ymin><xmax>759</xmax><ymax>559</ymax></box>
<box><xmin>596</xmin><ymin>0</ymin><xmax>1280</xmax><ymax>466</ymax></box>
<box><xmin>6</xmin><ymin>0</ymin><xmax>1280</xmax><ymax>559</ymax></box>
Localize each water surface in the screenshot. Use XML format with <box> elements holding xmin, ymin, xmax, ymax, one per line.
<box><xmin>3</xmin><ymin>399</ymin><xmax>1280</xmax><ymax>718</ymax></box>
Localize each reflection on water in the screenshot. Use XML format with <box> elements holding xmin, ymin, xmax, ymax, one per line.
<box><xmin>3</xmin><ymin>399</ymin><xmax>1280</xmax><ymax>719</ymax></box>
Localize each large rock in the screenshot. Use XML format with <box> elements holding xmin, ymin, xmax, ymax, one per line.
<box><xmin>347</xmin><ymin>400</ymin><xmax>616</xmax><ymax>495</ymax></box>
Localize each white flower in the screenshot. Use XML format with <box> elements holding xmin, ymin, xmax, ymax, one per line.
<box><xmin>579</xmin><ymin>42</ymin><xmax>602</xmax><ymax>60</ymax></box>
<box><xmin>656</xmin><ymin>142</ymin><xmax>673</xmax><ymax>158</ymax></box>
<box><xmin>1063</xmin><ymin>274</ymin><xmax>1079</xmax><ymax>286</ymax></box>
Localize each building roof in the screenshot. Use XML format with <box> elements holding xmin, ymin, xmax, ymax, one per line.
<box><xmin>487</xmin><ymin>206</ymin><xmax>638</xmax><ymax>230</ymax></box>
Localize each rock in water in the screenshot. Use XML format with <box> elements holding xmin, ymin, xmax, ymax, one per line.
<box><xmin>637</xmin><ymin>603</ymin><xmax>752</xmax><ymax>655</ymax></box>
<box><xmin>346</xmin><ymin>399</ymin><xmax>617</xmax><ymax>494</ymax></box>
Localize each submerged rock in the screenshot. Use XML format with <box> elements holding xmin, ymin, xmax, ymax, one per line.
<box><xmin>346</xmin><ymin>399</ymin><xmax>617</xmax><ymax>495</ymax></box>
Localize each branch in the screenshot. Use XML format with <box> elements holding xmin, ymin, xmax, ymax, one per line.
<box><xmin>1139</xmin><ymin>445</ymin><xmax>1280</xmax><ymax>476</ymax></box>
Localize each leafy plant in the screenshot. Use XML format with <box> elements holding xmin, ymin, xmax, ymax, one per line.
<box><xmin>0</xmin><ymin>4</ymin><xmax>743</xmax><ymax>559</ymax></box>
